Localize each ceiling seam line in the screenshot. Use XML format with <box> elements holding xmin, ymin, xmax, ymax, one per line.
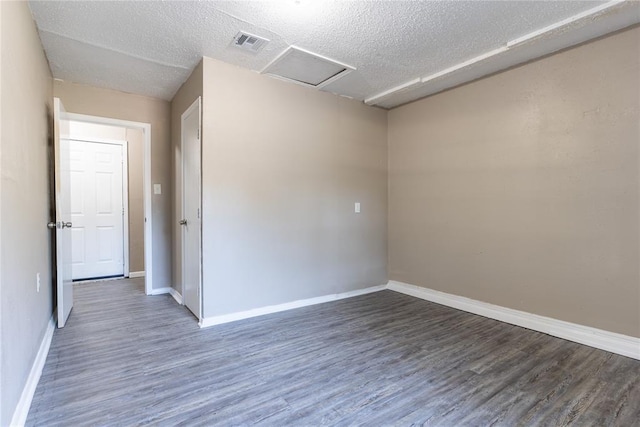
<box><xmin>39</xmin><ymin>28</ymin><xmax>193</xmax><ymax>71</ymax></box>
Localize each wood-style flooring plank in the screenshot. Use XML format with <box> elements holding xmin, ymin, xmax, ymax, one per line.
<box><xmin>26</xmin><ymin>279</ymin><xmax>640</xmax><ymax>426</ymax></box>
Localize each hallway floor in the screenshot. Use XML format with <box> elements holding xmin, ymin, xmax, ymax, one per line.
<box><xmin>27</xmin><ymin>278</ymin><xmax>640</xmax><ymax>426</ymax></box>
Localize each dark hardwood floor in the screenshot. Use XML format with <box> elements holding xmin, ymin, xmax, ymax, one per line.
<box><xmin>27</xmin><ymin>278</ymin><xmax>640</xmax><ymax>426</ymax></box>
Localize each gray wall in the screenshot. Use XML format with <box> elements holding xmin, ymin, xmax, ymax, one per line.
<box><xmin>0</xmin><ymin>2</ymin><xmax>53</xmax><ymax>424</ymax></box>
<box><xmin>54</xmin><ymin>81</ymin><xmax>172</xmax><ymax>290</ymax></box>
<box><xmin>170</xmin><ymin>60</ymin><xmax>203</xmax><ymax>294</ymax></box>
<box><xmin>388</xmin><ymin>27</ymin><xmax>640</xmax><ymax>338</ymax></box>
<box><xmin>201</xmin><ymin>58</ymin><xmax>388</xmax><ymax>318</ymax></box>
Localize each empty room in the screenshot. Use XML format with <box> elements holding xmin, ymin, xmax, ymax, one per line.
<box><xmin>1</xmin><ymin>0</ymin><xmax>639</xmax><ymax>426</ymax></box>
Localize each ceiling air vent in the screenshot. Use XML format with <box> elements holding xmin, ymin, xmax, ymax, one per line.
<box><xmin>233</xmin><ymin>31</ymin><xmax>269</xmax><ymax>53</ymax></box>
<box><xmin>261</xmin><ymin>46</ymin><xmax>355</xmax><ymax>89</ymax></box>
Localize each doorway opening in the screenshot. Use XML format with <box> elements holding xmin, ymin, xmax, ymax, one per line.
<box><xmin>64</xmin><ymin>113</ymin><xmax>153</xmax><ymax>295</ymax></box>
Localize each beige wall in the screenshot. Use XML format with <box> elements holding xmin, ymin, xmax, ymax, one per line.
<box><xmin>67</xmin><ymin>122</ymin><xmax>145</xmax><ymax>273</ymax></box>
<box><xmin>201</xmin><ymin>57</ymin><xmax>388</xmax><ymax>318</ymax></box>
<box><xmin>0</xmin><ymin>16</ymin><xmax>633</xmax><ymax>427</ymax></box>
<box><xmin>54</xmin><ymin>80</ymin><xmax>171</xmax><ymax>289</ymax></box>
<box><xmin>126</xmin><ymin>128</ymin><xmax>145</xmax><ymax>273</ymax></box>
<box><xmin>0</xmin><ymin>2</ymin><xmax>53</xmax><ymax>424</ymax></box>
<box><xmin>170</xmin><ymin>60</ymin><xmax>203</xmax><ymax>293</ymax></box>
<box><xmin>388</xmin><ymin>27</ymin><xmax>640</xmax><ymax>337</ymax></box>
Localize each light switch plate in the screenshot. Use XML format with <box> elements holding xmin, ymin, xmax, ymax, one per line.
<box><xmin>154</xmin><ymin>184</ymin><xmax>162</xmax><ymax>195</ymax></box>
<box><xmin>355</xmin><ymin>202</ymin><xmax>361</xmax><ymax>213</ymax></box>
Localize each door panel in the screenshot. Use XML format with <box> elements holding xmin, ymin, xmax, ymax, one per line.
<box><xmin>54</xmin><ymin>98</ymin><xmax>73</xmax><ymax>328</ymax></box>
<box><xmin>69</xmin><ymin>140</ymin><xmax>124</xmax><ymax>280</ymax></box>
<box><xmin>182</xmin><ymin>98</ymin><xmax>202</xmax><ymax>319</ymax></box>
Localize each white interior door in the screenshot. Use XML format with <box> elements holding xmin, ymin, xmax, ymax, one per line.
<box><xmin>69</xmin><ymin>140</ymin><xmax>125</xmax><ymax>280</ymax></box>
<box><xmin>181</xmin><ymin>98</ymin><xmax>202</xmax><ymax>319</ymax></box>
<box><xmin>53</xmin><ymin>98</ymin><xmax>73</xmax><ymax>328</ymax></box>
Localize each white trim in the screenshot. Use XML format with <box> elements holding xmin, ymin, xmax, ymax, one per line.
<box><xmin>169</xmin><ymin>288</ymin><xmax>183</xmax><ymax>305</ymax></box>
<box><xmin>149</xmin><ymin>287</ymin><xmax>183</xmax><ymax>305</ymax></box>
<box><xmin>63</xmin><ymin>112</ymin><xmax>153</xmax><ymax>295</ymax></box>
<box><xmin>387</xmin><ymin>281</ymin><xmax>640</xmax><ymax>360</ymax></box>
<box><xmin>11</xmin><ymin>312</ymin><xmax>56</xmax><ymax>427</ymax></box>
<box><xmin>180</xmin><ymin>97</ymin><xmax>203</xmax><ymax>322</ymax></box>
<box><xmin>128</xmin><ymin>271</ymin><xmax>145</xmax><ymax>278</ymax></box>
<box><xmin>364</xmin><ymin>78</ymin><xmax>422</xmax><ymax>105</ymax></box>
<box><xmin>506</xmin><ymin>0</ymin><xmax>625</xmax><ymax>48</ymax></box>
<box><xmin>199</xmin><ymin>284</ymin><xmax>387</xmax><ymax>328</ymax></box>
<box><xmin>363</xmin><ymin>0</ymin><xmax>633</xmax><ymax>107</ymax></box>
<box><xmin>121</xmin><ymin>141</ymin><xmax>130</xmax><ymax>277</ymax></box>
<box><xmin>420</xmin><ymin>47</ymin><xmax>509</xmax><ymax>84</ymax></box>
<box><xmin>143</xmin><ymin>123</ymin><xmax>152</xmax><ymax>296</ymax></box>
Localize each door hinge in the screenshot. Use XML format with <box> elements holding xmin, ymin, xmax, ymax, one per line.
<box><xmin>197</xmin><ymin>128</ymin><xmax>200</xmax><ymax>140</ymax></box>
<box><xmin>197</xmin><ymin>208</ymin><xmax>200</xmax><ymax>219</ymax></box>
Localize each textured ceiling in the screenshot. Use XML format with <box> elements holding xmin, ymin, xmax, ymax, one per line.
<box><xmin>29</xmin><ymin>1</ymin><xmax>640</xmax><ymax>108</ymax></box>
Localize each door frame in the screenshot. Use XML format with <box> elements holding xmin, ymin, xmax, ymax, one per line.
<box><xmin>64</xmin><ymin>112</ymin><xmax>153</xmax><ymax>295</ymax></box>
<box><xmin>68</xmin><ymin>137</ymin><xmax>130</xmax><ymax>278</ymax></box>
<box><xmin>180</xmin><ymin>97</ymin><xmax>202</xmax><ymax>321</ymax></box>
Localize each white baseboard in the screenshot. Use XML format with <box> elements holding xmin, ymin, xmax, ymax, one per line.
<box><xmin>11</xmin><ymin>312</ymin><xmax>56</xmax><ymax>427</ymax></box>
<box><xmin>128</xmin><ymin>271</ymin><xmax>145</xmax><ymax>278</ymax></box>
<box><xmin>169</xmin><ymin>287</ymin><xmax>183</xmax><ymax>305</ymax></box>
<box><xmin>8</xmin><ymin>280</ymin><xmax>634</xmax><ymax>427</ymax></box>
<box><xmin>156</xmin><ymin>278</ymin><xmax>639</xmax><ymax>359</ymax></box>
<box><xmin>150</xmin><ymin>287</ymin><xmax>182</xmax><ymax>305</ymax></box>
<box><xmin>387</xmin><ymin>280</ymin><xmax>640</xmax><ymax>360</ymax></box>
<box><xmin>199</xmin><ymin>284</ymin><xmax>387</xmax><ymax>328</ymax></box>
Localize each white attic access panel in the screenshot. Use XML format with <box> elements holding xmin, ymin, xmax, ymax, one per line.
<box><xmin>28</xmin><ymin>0</ymin><xmax>640</xmax><ymax>107</ymax></box>
<box><xmin>261</xmin><ymin>46</ymin><xmax>355</xmax><ymax>89</ymax></box>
